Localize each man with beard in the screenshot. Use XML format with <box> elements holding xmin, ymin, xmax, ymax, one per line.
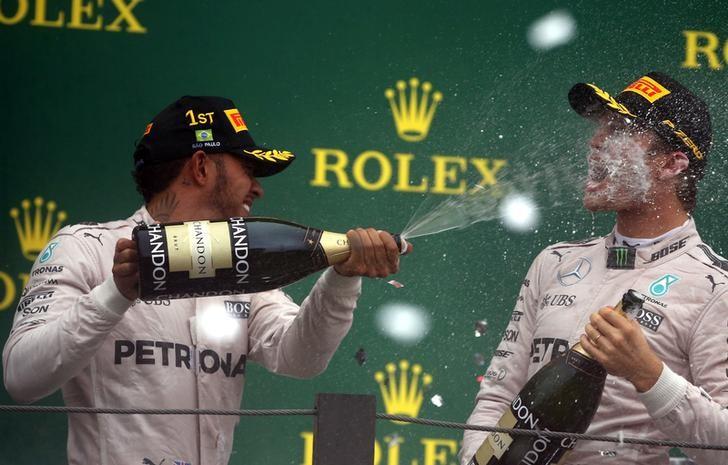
<box><xmin>460</xmin><ymin>72</ymin><xmax>728</xmax><ymax>464</ymax></box>
<box><xmin>3</xmin><ymin>96</ymin><xmax>409</xmax><ymax>465</ymax></box>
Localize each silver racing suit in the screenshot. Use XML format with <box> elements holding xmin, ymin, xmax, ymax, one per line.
<box><xmin>3</xmin><ymin>207</ymin><xmax>363</xmax><ymax>465</ymax></box>
<box><xmin>461</xmin><ymin>219</ymin><xmax>728</xmax><ymax>465</ymax></box>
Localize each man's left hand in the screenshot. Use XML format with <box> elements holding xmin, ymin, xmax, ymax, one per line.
<box><xmin>580</xmin><ymin>307</ymin><xmax>663</xmax><ymax>392</ymax></box>
<box><xmin>334</xmin><ymin>228</ymin><xmax>410</xmax><ymax>278</ymax></box>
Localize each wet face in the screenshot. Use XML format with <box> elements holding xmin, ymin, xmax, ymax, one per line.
<box><xmin>583</xmin><ymin>113</ymin><xmax>663</xmax><ymax>212</ymax></box>
<box><xmin>209</xmin><ymin>154</ymin><xmax>263</xmax><ymax>218</ymax></box>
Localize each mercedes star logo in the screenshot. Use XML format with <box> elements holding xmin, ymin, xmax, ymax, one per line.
<box><xmin>557</xmin><ymin>257</ymin><xmax>592</xmax><ymax>286</ymax></box>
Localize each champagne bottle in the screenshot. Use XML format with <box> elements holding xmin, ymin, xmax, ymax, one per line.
<box><xmin>133</xmin><ymin>217</ymin><xmax>406</xmax><ymax>300</ymax></box>
<box><xmin>469</xmin><ymin>290</ymin><xmax>645</xmax><ymax>465</ymax></box>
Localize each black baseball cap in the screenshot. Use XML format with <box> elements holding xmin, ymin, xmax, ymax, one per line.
<box><xmin>568</xmin><ymin>72</ymin><xmax>711</xmax><ymax>175</ymax></box>
<box><xmin>133</xmin><ymin>96</ymin><xmax>295</xmax><ymax>177</ymax></box>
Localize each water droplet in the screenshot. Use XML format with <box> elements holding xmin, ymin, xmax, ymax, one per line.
<box><xmin>499</xmin><ymin>193</ymin><xmax>540</xmax><ymax>232</ymax></box>
<box><xmin>385</xmin><ymin>433</ymin><xmax>403</xmax><ymax>448</ymax></box>
<box><xmin>376</xmin><ymin>302</ymin><xmax>431</xmax><ymax>345</ymax></box>
<box><xmin>354</xmin><ymin>348</ymin><xmax>367</xmax><ymax>366</ymax></box>
<box><xmin>387</xmin><ymin>279</ymin><xmax>405</xmax><ymax>289</ymax></box>
<box><xmin>474</xmin><ymin>319</ymin><xmax>489</xmax><ymax>337</ymax></box>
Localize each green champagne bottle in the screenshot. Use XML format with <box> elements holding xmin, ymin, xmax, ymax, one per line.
<box><xmin>468</xmin><ymin>290</ymin><xmax>645</xmax><ymax>465</ymax></box>
<box><xmin>134</xmin><ymin>217</ymin><xmax>406</xmax><ymax>300</ymax></box>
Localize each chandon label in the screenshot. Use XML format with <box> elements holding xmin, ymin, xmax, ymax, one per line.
<box><xmin>157</xmin><ymin>289</ymin><xmax>241</xmax><ymax>300</ymax></box>
<box><xmin>476</xmin><ymin>408</ymin><xmax>517</xmax><ymax>463</ymax></box>
<box><xmin>520</xmin><ymin>432</ymin><xmax>576</xmax><ymax>465</ymax></box>
<box><xmin>147</xmin><ymin>223</ymin><xmax>167</xmax><ymax>292</ymax></box>
<box><xmin>510</xmin><ymin>396</ymin><xmax>577</xmax><ymax>465</ymax></box>
<box><xmin>511</xmin><ymin>395</ymin><xmax>539</xmax><ymax>429</ymax></box>
<box><xmin>229</xmin><ymin>217</ymin><xmax>251</xmax><ymax>286</ymax></box>
<box><xmin>189</xmin><ymin>221</ymin><xmax>213</xmax><ymax>278</ymax></box>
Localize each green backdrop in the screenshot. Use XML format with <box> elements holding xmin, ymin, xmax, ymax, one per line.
<box><xmin>2</xmin><ymin>1</ymin><xmax>728</xmax><ymax>463</ymax></box>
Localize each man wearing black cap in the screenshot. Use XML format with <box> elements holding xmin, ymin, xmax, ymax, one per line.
<box><xmin>461</xmin><ymin>73</ymin><xmax>728</xmax><ymax>464</ymax></box>
<box><xmin>3</xmin><ymin>96</ymin><xmax>408</xmax><ymax>465</ymax></box>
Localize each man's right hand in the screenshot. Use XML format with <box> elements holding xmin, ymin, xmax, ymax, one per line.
<box><xmin>580</xmin><ymin>307</ymin><xmax>663</xmax><ymax>392</ymax></box>
<box><xmin>113</xmin><ymin>238</ymin><xmax>139</xmax><ymax>301</ymax></box>
<box><xmin>334</xmin><ymin>228</ymin><xmax>411</xmax><ymax>278</ymax></box>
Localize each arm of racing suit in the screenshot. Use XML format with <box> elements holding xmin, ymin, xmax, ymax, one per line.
<box><xmin>246</xmin><ymin>268</ymin><xmax>361</xmax><ymax>378</ymax></box>
<box><xmin>459</xmin><ymin>250</ymin><xmax>546</xmax><ymax>464</ymax></box>
<box><xmin>638</xmin><ymin>291</ymin><xmax>728</xmax><ymax>464</ymax></box>
<box><xmin>638</xmin><ymin>363</ymin><xmax>728</xmax><ymax>460</ymax></box>
<box><xmin>638</xmin><ymin>292</ymin><xmax>728</xmax><ymax>465</ymax></box>
<box><xmin>2</xmin><ymin>230</ymin><xmax>133</xmax><ymax>403</ymax></box>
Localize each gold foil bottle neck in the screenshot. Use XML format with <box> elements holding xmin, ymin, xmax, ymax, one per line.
<box><xmin>319</xmin><ymin>231</ymin><xmax>351</xmax><ymax>265</ymax></box>
<box><xmin>572</xmin><ymin>342</ymin><xmax>590</xmax><ymax>357</ymax></box>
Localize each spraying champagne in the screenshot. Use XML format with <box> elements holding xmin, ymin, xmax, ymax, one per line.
<box><xmin>133</xmin><ymin>217</ymin><xmax>407</xmax><ymax>300</ymax></box>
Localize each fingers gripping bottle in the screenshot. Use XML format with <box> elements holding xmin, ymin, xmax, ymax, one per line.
<box><xmin>468</xmin><ymin>290</ymin><xmax>645</xmax><ymax>465</ymax></box>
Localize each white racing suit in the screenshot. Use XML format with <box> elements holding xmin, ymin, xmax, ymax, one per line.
<box><xmin>461</xmin><ymin>219</ymin><xmax>728</xmax><ymax>465</ymax></box>
<box><xmin>3</xmin><ymin>207</ymin><xmax>363</xmax><ymax>465</ymax></box>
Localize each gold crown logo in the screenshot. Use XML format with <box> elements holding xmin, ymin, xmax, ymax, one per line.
<box><xmin>385</xmin><ymin>78</ymin><xmax>443</xmax><ymax>142</ymax></box>
<box><xmin>374</xmin><ymin>359</ymin><xmax>432</xmax><ymax>422</ymax></box>
<box><xmin>9</xmin><ymin>197</ymin><xmax>67</xmax><ymax>261</ymax></box>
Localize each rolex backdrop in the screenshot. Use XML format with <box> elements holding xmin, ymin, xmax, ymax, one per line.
<box><xmin>2</xmin><ymin>1</ymin><xmax>728</xmax><ymax>464</ymax></box>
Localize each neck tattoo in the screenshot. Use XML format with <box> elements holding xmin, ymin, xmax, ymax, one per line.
<box><xmin>148</xmin><ymin>191</ymin><xmax>179</xmax><ymax>223</ymax></box>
